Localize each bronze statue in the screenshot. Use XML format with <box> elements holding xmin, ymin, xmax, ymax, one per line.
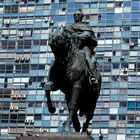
<box><xmin>40</xmin><ymin>10</ymin><xmax>101</xmax><ymax>132</ymax></box>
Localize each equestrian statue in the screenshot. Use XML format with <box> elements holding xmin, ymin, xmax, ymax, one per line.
<box><xmin>40</xmin><ymin>9</ymin><xmax>102</xmax><ymax>132</ymax></box>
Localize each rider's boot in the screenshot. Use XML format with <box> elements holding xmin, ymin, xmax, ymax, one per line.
<box><xmin>86</xmin><ymin>59</ymin><xmax>98</xmax><ymax>85</ymax></box>
<box><xmin>83</xmin><ymin>46</ymin><xmax>98</xmax><ymax>85</ymax></box>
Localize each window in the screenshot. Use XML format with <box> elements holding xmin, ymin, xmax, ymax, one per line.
<box><xmin>127</xmin><ymin>115</ymin><xmax>135</xmax><ymax>124</ymax></box>
<box><xmin>19</xmin><ymin>102</ymin><xmax>27</xmax><ymax>109</ymax></box>
<box><xmin>58</xmin><ymin>15</ymin><xmax>65</xmax><ymax>21</ymax></box>
<box><xmin>120</xmin><ymin>102</ymin><xmax>126</xmax><ymax>107</ymax></box>
<box><xmin>59</xmin><ymin>0</ymin><xmax>67</xmax><ymax>2</ymax></box>
<box><xmin>5</xmin><ymin>5</ymin><xmax>18</xmax><ymax>14</ymax></box>
<box><xmin>26</xmin><ymin>116</ymin><xmax>34</xmax><ymax>121</ymax></box>
<box><xmin>2</xmin><ymin>114</ymin><xmax>9</xmax><ymax>119</ymax></box>
<box><xmin>10</xmin><ymin>114</ymin><xmax>17</xmax><ymax>122</ymax></box>
<box><xmin>0</xmin><ymin>89</ymin><xmax>11</xmax><ymax>98</ymax></box>
<box><xmin>115</xmin><ymin>2</ymin><xmax>123</xmax><ymax>7</ymax></box>
<box><xmin>75</xmin><ymin>3</ymin><xmax>82</xmax><ymax>9</ymax></box>
<box><xmin>128</xmin><ymin>101</ymin><xmax>135</xmax><ymax>111</ymax></box>
<box><xmin>34</xmin><ymin>114</ymin><xmax>42</xmax><ymax>120</ymax></box>
<box><xmin>66</xmin><ymin>14</ymin><xmax>73</xmax><ymax>22</ymax></box>
<box><xmin>132</xmin><ymin>1</ymin><xmax>139</xmax><ymax>11</ymax></box>
<box><xmin>27</xmin><ymin>6</ymin><xmax>35</xmax><ymax>13</ymax></box>
<box><xmin>83</xmin><ymin>3</ymin><xmax>90</xmax><ymax>8</ymax></box>
<box><xmin>1</xmin><ymin>114</ymin><xmax>9</xmax><ymax>122</ymax></box>
<box><xmin>119</xmin><ymin>115</ymin><xmax>126</xmax><ymax>120</ymax></box>
<box><xmin>136</xmin><ymin>102</ymin><xmax>140</xmax><ymax>111</ymax></box>
<box><xmin>2</xmin><ymin>102</ymin><xmax>10</xmax><ymax>109</ymax></box>
<box><xmin>19</xmin><ymin>6</ymin><xmax>27</xmax><ymax>13</ymax></box>
<box><xmin>124</xmin><ymin>1</ymin><xmax>131</xmax><ymax>7</ymax></box>
<box><xmin>35</xmin><ymin>102</ymin><xmax>42</xmax><ymax>107</ymax></box>
<box><xmin>18</xmin><ymin>114</ymin><xmax>25</xmax><ymax>120</ymax></box>
<box><xmin>110</xmin><ymin>115</ymin><xmax>117</xmax><ymax>120</ymax></box>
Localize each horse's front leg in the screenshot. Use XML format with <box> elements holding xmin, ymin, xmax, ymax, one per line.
<box><xmin>45</xmin><ymin>81</ymin><xmax>56</xmax><ymax>113</ymax></box>
<box><xmin>64</xmin><ymin>80</ymin><xmax>82</xmax><ymax>131</ymax></box>
<box><xmin>69</xmin><ymin>81</ymin><xmax>81</xmax><ymax>124</ymax></box>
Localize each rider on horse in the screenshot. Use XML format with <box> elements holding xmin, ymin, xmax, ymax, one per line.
<box><xmin>65</xmin><ymin>9</ymin><xmax>98</xmax><ymax>84</ymax></box>
<box><xmin>45</xmin><ymin>9</ymin><xmax>98</xmax><ymax>91</ymax></box>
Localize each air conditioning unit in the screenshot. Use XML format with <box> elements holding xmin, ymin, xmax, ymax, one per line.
<box><xmin>15</xmin><ymin>58</ymin><xmax>20</xmax><ymax>63</ymax></box>
<box><xmin>15</xmin><ymin>106</ymin><xmax>19</xmax><ymax>110</ymax></box>
<box><xmin>14</xmin><ymin>0</ymin><xmax>19</xmax><ymax>3</ymax></box>
<box><xmin>18</xmin><ymin>95</ymin><xmax>21</xmax><ymax>98</ymax></box>
<box><xmin>121</xmin><ymin>56</ymin><xmax>125</xmax><ymax>61</ymax></box>
<box><xmin>30</xmin><ymin>120</ymin><xmax>34</xmax><ymax>124</ymax></box>
<box><xmin>5</xmin><ymin>20</ymin><xmax>10</xmax><ymax>27</ymax></box>
<box><xmin>86</xmin><ymin>19</ymin><xmax>90</xmax><ymax>23</ymax></box>
<box><xmin>21</xmin><ymin>94</ymin><xmax>26</xmax><ymax>98</ymax></box>
<box><xmin>25</xmin><ymin>83</ymin><xmax>28</xmax><ymax>88</ymax></box>
<box><xmin>130</xmin><ymin>42</ymin><xmax>135</xmax><ymax>47</ymax></box>
<box><xmin>41</xmin><ymin>129</ymin><xmax>47</xmax><ymax>132</ymax></box>
<box><xmin>98</xmin><ymin>14</ymin><xmax>101</xmax><ymax>18</ymax></box>
<box><xmin>123</xmin><ymin>68</ymin><xmax>128</xmax><ymax>74</ymax></box>
<box><xmin>62</xmin><ymin>7</ymin><xmax>66</xmax><ymax>11</ymax></box>
<box><xmin>23</xmin><ymin>0</ymin><xmax>27</xmax><ymax>4</ymax></box>
<box><xmin>108</xmin><ymin>57</ymin><xmax>112</xmax><ymax>62</ymax></box>
<box><xmin>5</xmin><ymin>35</ymin><xmax>9</xmax><ymax>39</ymax></box>
<box><xmin>20</xmin><ymin>57</ymin><xmax>25</xmax><ymax>63</ymax></box>
<box><xmin>44</xmin><ymin>17</ymin><xmax>49</xmax><ymax>23</ymax></box>
<box><xmin>10</xmin><ymin>106</ymin><xmax>14</xmax><ymax>110</ymax></box>
<box><xmin>25</xmin><ymin>58</ymin><xmax>30</xmax><ymax>63</ymax></box>
<box><xmin>50</xmin><ymin>20</ymin><xmax>54</xmax><ymax>25</ymax></box>
<box><xmin>18</xmin><ymin>33</ymin><xmax>23</xmax><ymax>38</ymax></box>
<box><xmin>13</xmin><ymin>94</ymin><xmax>17</xmax><ymax>98</ymax></box>
<box><xmin>25</xmin><ymin>120</ymin><xmax>29</xmax><ymax>124</ymax></box>
<box><xmin>28</xmin><ymin>78</ymin><xmax>32</xmax><ymax>85</ymax></box>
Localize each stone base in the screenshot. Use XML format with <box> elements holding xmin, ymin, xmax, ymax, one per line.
<box><xmin>21</xmin><ymin>132</ymin><xmax>94</xmax><ymax>140</ymax></box>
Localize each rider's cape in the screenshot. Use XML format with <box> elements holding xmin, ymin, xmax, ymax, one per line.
<box><xmin>65</xmin><ymin>23</ymin><xmax>97</xmax><ymax>51</ymax></box>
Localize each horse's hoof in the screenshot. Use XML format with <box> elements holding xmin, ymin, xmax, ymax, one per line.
<box><xmin>48</xmin><ymin>106</ymin><xmax>56</xmax><ymax>113</ymax></box>
<box><xmin>63</xmin><ymin>121</ymin><xmax>71</xmax><ymax>132</ymax></box>
<box><xmin>86</xmin><ymin>130</ymin><xmax>91</xmax><ymax>135</ymax></box>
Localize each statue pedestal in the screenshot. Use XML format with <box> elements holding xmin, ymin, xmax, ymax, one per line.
<box><xmin>21</xmin><ymin>132</ymin><xmax>94</xmax><ymax>140</ymax></box>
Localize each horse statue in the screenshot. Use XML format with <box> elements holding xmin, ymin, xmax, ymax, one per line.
<box><xmin>41</xmin><ymin>26</ymin><xmax>102</xmax><ymax>132</ymax></box>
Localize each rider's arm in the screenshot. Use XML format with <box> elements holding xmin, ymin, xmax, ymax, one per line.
<box><xmin>77</xmin><ymin>31</ymin><xmax>97</xmax><ymax>46</ymax></box>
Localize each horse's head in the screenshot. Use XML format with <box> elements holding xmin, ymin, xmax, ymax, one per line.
<box><xmin>48</xmin><ymin>26</ymin><xmax>68</xmax><ymax>49</ymax></box>
<box><xmin>48</xmin><ymin>26</ymin><xmax>71</xmax><ymax>63</ymax></box>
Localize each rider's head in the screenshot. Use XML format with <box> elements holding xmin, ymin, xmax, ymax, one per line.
<box><xmin>73</xmin><ymin>9</ymin><xmax>83</xmax><ymax>23</ymax></box>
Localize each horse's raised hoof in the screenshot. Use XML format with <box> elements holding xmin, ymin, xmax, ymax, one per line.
<box><xmin>48</xmin><ymin>106</ymin><xmax>56</xmax><ymax>113</ymax></box>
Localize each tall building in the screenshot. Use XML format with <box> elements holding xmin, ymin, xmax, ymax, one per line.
<box><xmin>0</xmin><ymin>0</ymin><xmax>140</xmax><ymax>140</ymax></box>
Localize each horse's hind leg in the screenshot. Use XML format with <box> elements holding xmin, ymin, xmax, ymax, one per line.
<box><xmin>82</xmin><ymin>112</ymin><xmax>93</xmax><ymax>132</ymax></box>
<box><xmin>63</xmin><ymin>110</ymin><xmax>80</xmax><ymax>132</ymax></box>
<box><xmin>72</xmin><ymin>111</ymin><xmax>81</xmax><ymax>132</ymax></box>
<box><xmin>82</xmin><ymin>120</ymin><xmax>90</xmax><ymax>132</ymax></box>
<box><xmin>69</xmin><ymin>81</ymin><xmax>82</xmax><ymax>124</ymax></box>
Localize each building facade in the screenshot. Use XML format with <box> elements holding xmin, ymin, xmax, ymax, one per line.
<box><xmin>0</xmin><ymin>0</ymin><xmax>140</xmax><ymax>140</ymax></box>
